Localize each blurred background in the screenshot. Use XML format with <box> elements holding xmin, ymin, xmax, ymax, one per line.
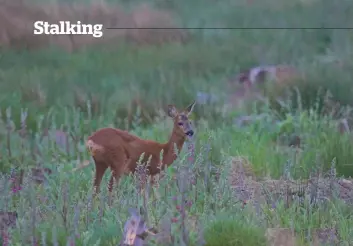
<box><xmin>1</xmin><ymin>0</ymin><xmax>353</xmax><ymax>177</ymax></box>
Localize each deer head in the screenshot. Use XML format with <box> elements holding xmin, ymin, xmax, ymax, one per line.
<box><xmin>233</xmin><ymin>70</ymin><xmax>253</xmax><ymax>90</ymax></box>
<box><xmin>167</xmin><ymin>101</ymin><xmax>196</xmax><ymax>139</ymax></box>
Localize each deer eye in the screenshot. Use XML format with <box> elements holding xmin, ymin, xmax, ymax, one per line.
<box><xmin>178</xmin><ymin>122</ymin><xmax>183</xmax><ymax>126</ymax></box>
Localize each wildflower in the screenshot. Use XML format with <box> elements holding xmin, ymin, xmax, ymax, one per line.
<box><xmin>172</xmin><ymin>196</ymin><xmax>178</xmax><ymax>201</ymax></box>
<box><xmin>185</xmin><ymin>200</ymin><xmax>193</xmax><ymax>207</ymax></box>
<box><xmin>176</xmin><ymin>205</ymin><xmax>181</xmax><ymax>211</ymax></box>
<box><xmin>70</xmin><ymin>238</ymin><xmax>75</xmax><ymax>246</ymax></box>
<box><xmin>32</xmin><ymin>239</ymin><xmax>39</xmax><ymax>246</ymax></box>
<box><xmin>171</xmin><ymin>217</ymin><xmax>178</xmax><ymax>223</ymax></box>
<box><xmin>1</xmin><ymin>231</ymin><xmax>9</xmax><ymax>246</ymax></box>
<box><xmin>12</xmin><ymin>186</ymin><xmax>22</xmax><ymax>193</ymax></box>
<box><xmin>187</xmin><ymin>142</ymin><xmax>195</xmax><ymax>163</ymax></box>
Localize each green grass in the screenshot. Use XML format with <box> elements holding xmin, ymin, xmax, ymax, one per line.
<box><xmin>204</xmin><ymin>216</ymin><xmax>267</xmax><ymax>246</ymax></box>
<box><xmin>1</xmin><ymin>0</ymin><xmax>353</xmax><ymax>245</ymax></box>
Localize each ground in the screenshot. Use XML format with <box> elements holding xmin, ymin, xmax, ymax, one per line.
<box><xmin>0</xmin><ymin>0</ymin><xmax>353</xmax><ymax>245</ymax></box>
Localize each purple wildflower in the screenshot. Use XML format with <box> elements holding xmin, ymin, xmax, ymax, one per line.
<box><xmin>70</xmin><ymin>239</ymin><xmax>75</xmax><ymax>246</ymax></box>
<box><xmin>185</xmin><ymin>200</ymin><xmax>193</xmax><ymax>207</ymax></box>
<box><xmin>187</xmin><ymin>143</ymin><xmax>195</xmax><ymax>163</ymax></box>
<box><xmin>1</xmin><ymin>231</ymin><xmax>9</xmax><ymax>246</ymax></box>
<box><xmin>12</xmin><ymin>186</ymin><xmax>22</xmax><ymax>193</ymax></box>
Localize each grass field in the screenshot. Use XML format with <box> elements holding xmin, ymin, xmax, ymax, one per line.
<box><xmin>1</xmin><ymin>0</ymin><xmax>353</xmax><ymax>245</ymax></box>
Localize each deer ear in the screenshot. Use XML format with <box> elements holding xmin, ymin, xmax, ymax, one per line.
<box><xmin>185</xmin><ymin>101</ymin><xmax>196</xmax><ymax>115</ymax></box>
<box><xmin>167</xmin><ymin>105</ymin><xmax>178</xmax><ymax>118</ymax></box>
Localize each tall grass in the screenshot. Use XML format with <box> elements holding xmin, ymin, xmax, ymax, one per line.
<box><xmin>1</xmin><ymin>0</ymin><xmax>353</xmax><ymax>244</ymax></box>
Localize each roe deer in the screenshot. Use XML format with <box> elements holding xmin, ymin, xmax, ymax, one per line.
<box><xmin>230</xmin><ymin>64</ymin><xmax>301</xmax><ymax>89</ymax></box>
<box><xmin>80</xmin><ymin>101</ymin><xmax>196</xmax><ymax>197</ymax></box>
<box><xmin>226</xmin><ymin>65</ymin><xmax>302</xmax><ymax>108</ymax></box>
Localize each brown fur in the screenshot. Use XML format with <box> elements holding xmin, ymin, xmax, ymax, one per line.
<box><xmin>83</xmin><ymin>102</ymin><xmax>196</xmax><ymax>194</ymax></box>
<box><xmin>226</xmin><ymin>65</ymin><xmax>303</xmax><ymax>109</ymax></box>
<box><xmin>274</xmin><ymin>65</ymin><xmax>301</xmax><ymax>84</ymax></box>
<box><xmin>231</xmin><ymin>64</ymin><xmax>301</xmax><ymax>89</ymax></box>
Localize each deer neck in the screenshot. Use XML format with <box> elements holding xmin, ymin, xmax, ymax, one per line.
<box><xmin>162</xmin><ymin>127</ymin><xmax>186</xmax><ymax>166</ymax></box>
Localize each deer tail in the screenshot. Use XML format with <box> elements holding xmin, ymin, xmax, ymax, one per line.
<box><xmin>86</xmin><ymin>139</ymin><xmax>104</xmax><ymax>157</ymax></box>
<box><xmin>72</xmin><ymin>139</ymin><xmax>104</xmax><ymax>172</ymax></box>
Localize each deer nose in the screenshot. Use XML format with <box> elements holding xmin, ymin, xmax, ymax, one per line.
<box><xmin>186</xmin><ymin>130</ymin><xmax>194</xmax><ymax>137</ymax></box>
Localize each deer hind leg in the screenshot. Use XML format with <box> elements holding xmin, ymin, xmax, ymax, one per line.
<box><xmin>93</xmin><ymin>159</ymin><xmax>108</xmax><ymax>196</ymax></box>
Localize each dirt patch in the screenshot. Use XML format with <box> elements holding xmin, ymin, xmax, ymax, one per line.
<box><xmin>266</xmin><ymin>228</ymin><xmax>297</xmax><ymax>246</ymax></box>
<box><xmin>0</xmin><ymin>1</ymin><xmax>188</xmax><ymax>51</ymax></box>
<box><xmin>228</xmin><ymin>155</ymin><xmax>353</xmax><ymax>207</ymax></box>
<box><xmin>311</xmin><ymin>228</ymin><xmax>339</xmax><ymax>245</ymax></box>
<box><xmin>266</xmin><ymin>227</ymin><xmax>339</xmax><ymax>246</ymax></box>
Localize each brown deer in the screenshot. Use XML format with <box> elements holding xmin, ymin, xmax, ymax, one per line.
<box><xmin>77</xmin><ymin>102</ymin><xmax>196</xmax><ymax>198</ymax></box>
<box><xmin>230</xmin><ymin>64</ymin><xmax>301</xmax><ymax>89</ymax></box>
<box><xmin>226</xmin><ymin>65</ymin><xmax>302</xmax><ymax>108</ymax></box>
